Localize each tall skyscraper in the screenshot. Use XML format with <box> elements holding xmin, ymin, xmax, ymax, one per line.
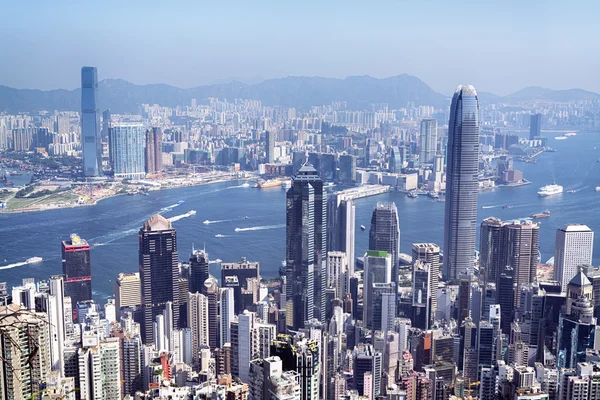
<box><xmin>479</xmin><ymin>217</ymin><xmax>505</xmax><ymax>288</ymax></box>
<box><xmin>554</xmin><ymin>224</ymin><xmax>594</xmax><ymax>291</ymax></box>
<box><xmin>443</xmin><ymin>85</ymin><xmax>480</xmax><ymax>281</ymax></box>
<box><xmin>61</xmin><ymin>233</ymin><xmax>92</xmax><ymax>310</ymax></box>
<box><xmin>389</xmin><ymin>146</ymin><xmax>403</xmax><ymax>173</ymax></box>
<box><xmin>327</xmin><ymin>193</ymin><xmax>356</xmax><ymax>274</ymax></box>
<box><xmin>145</xmin><ymin>127</ymin><xmax>163</xmax><ymax>173</ymax></box>
<box><xmin>419</xmin><ymin>119</ymin><xmax>438</xmax><ymax>164</ymax></box>
<box><xmin>363</xmin><ymin>251</ymin><xmax>392</xmax><ymax>329</ymax></box>
<box><xmin>265</xmin><ymin>130</ymin><xmax>275</xmax><ymax>163</ymax></box>
<box><xmin>48</xmin><ymin>276</ymin><xmax>67</xmax><ymax>373</ymax></box>
<box><xmin>101</xmin><ymin>109</ymin><xmax>111</xmax><ymax>141</ymax></box>
<box><xmin>338</xmin><ymin>154</ymin><xmax>356</xmax><ymax>184</ymax></box>
<box><xmin>368</xmin><ymin>202</ymin><xmax>400</xmax><ymax>282</ymax></box>
<box><xmin>189</xmin><ymin>249</ymin><xmax>209</xmax><ymax>294</ymax></box>
<box><xmin>81</xmin><ymin>66</ymin><xmax>102</xmax><ymax>177</ymax></box>
<box><xmin>139</xmin><ymin>214</ymin><xmax>180</xmax><ymax>344</ymax></box>
<box><xmin>529</xmin><ymin>113</ymin><xmax>542</xmax><ymax>140</ymax></box>
<box><xmin>285</xmin><ymin>163</ymin><xmax>326</xmax><ymax>329</ymax></box>
<box><xmin>109</xmin><ymin>124</ymin><xmax>146</xmax><ymax>179</ymax></box>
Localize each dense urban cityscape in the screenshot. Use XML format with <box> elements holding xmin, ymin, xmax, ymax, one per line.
<box><xmin>2</xmin><ymin>3</ymin><xmax>600</xmax><ymax>398</ymax></box>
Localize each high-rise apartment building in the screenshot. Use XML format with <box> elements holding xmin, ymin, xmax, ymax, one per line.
<box><xmin>78</xmin><ymin>338</ymin><xmax>122</xmax><ymax>400</ymax></box>
<box><xmin>0</xmin><ymin>304</ymin><xmax>51</xmax><ymax>400</ymax></box>
<box><xmin>81</xmin><ymin>66</ymin><xmax>102</xmax><ymax>177</ymax></box>
<box><xmin>114</xmin><ymin>272</ymin><xmax>141</xmax><ymax>319</ymax></box>
<box><xmin>554</xmin><ymin>224</ymin><xmax>594</xmax><ymax>291</ymax></box>
<box><xmin>265</xmin><ymin>130</ymin><xmax>275</xmax><ymax>163</ymax></box>
<box><xmin>48</xmin><ymin>276</ymin><xmax>67</xmax><ymax>373</ymax></box>
<box><xmin>145</xmin><ymin>127</ymin><xmax>163</xmax><ymax>173</ymax></box>
<box><xmin>443</xmin><ymin>85</ymin><xmax>480</xmax><ymax>280</ymax></box>
<box><xmin>188</xmin><ymin>292</ymin><xmax>209</xmax><ymax>366</ymax></box>
<box><xmin>285</xmin><ymin>163</ymin><xmax>326</xmax><ymax>329</ymax></box>
<box><xmin>419</xmin><ymin>118</ymin><xmax>438</xmax><ymax>164</ymax></box>
<box><xmin>110</xmin><ymin>124</ymin><xmax>146</xmax><ymax>179</ymax></box>
<box><xmin>61</xmin><ymin>233</ymin><xmax>92</xmax><ymax>309</ymax></box>
<box><xmin>139</xmin><ymin>214</ymin><xmax>180</xmax><ymax>344</ymax></box>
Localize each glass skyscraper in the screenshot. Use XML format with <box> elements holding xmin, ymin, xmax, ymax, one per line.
<box><xmin>110</xmin><ymin>124</ymin><xmax>146</xmax><ymax>179</ymax></box>
<box><xmin>443</xmin><ymin>85</ymin><xmax>480</xmax><ymax>281</ymax></box>
<box><xmin>419</xmin><ymin>118</ymin><xmax>438</xmax><ymax>164</ymax></box>
<box><xmin>61</xmin><ymin>233</ymin><xmax>92</xmax><ymax>310</ymax></box>
<box><xmin>81</xmin><ymin>66</ymin><xmax>102</xmax><ymax>177</ymax></box>
<box><xmin>285</xmin><ymin>163</ymin><xmax>326</xmax><ymax>329</ymax></box>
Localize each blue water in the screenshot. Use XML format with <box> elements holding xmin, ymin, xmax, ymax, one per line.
<box><xmin>1</xmin><ymin>131</ymin><xmax>599</xmax><ymax>299</ymax></box>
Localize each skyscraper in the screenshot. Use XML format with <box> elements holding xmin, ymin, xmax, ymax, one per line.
<box><xmin>362</xmin><ymin>251</ymin><xmax>392</xmax><ymax>329</ymax></box>
<box><xmin>189</xmin><ymin>249</ymin><xmax>209</xmax><ymax>294</ymax></box>
<box><xmin>419</xmin><ymin>119</ymin><xmax>438</xmax><ymax>164</ymax></box>
<box><xmin>265</xmin><ymin>130</ymin><xmax>275</xmax><ymax>163</ymax></box>
<box><xmin>221</xmin><ymin>257</ymin><xmax>260</xmax><ymax>315</ymax></box>
<box><xmin>368</xmin><ymin>202</ymin><xmax>400</xmax><ymax>282</ymax></box>
<box><xmin>48</xmin><ymin>276</ymin><xmax>66</xmax><ymax>373</ymax></box>
<box><xmin>338</xmin><ymin>154</ymin><xmax>356</xmax><ymax>184</ymax></box>
<box><xmin>110</xmin><ymin>124</ymin><xmax>146</xmax><ymax>179</ymax></box>
<box><xmin>139</xmin><ymin>214</ymin><xmax>180</xmax><ymax>344</ymax></box>
<box><xmin>554</xmin><ymin>224</ymin><xmax>594</xmax><ymax>291</ymax></box>
<box><xmin>101</xmin><ymin>109</ymin><xmax>111</xmax><ymax>141</ymax></box>
<box><xmin>327</xmin><ymin>193</ymin><xmax>356</xmax><ymax>275</ymax></box>
<box><xmin>389</xmin><ymin>146</ymin><xmax>403</xmax><ymax>173</ymax></box>
<box><xmin>114</xmin><ymin>272</ymin><xmax>141</xmax><ymax>319</ymax></box>
<box><xmin>285</xmin><ymin>163</ymin><xmax>326</xmax><ymax>329</ymax></box>
<box><xmin>61</xmin><ymin>233</ymin><xmax>92</xmax><ymax>310</ymax></box>
<box><xmin>412</xmin><ymin>243</ymin><xmax>441</xmax><ymax>326</ymax></box>
<box><xmin>81</xmin><ymin>66</ymin><xmax>102</xmax><ymax>177</ymax></box>
<box><xmin>443</xmin><ymin>85</ymin><xmax>480</xmax><ymax>281</ymax></box>
<box><xmin>145</xmin><ymin>127</ymin><xmax>163</xmax><ymax>173</ymax></box>
<box><xmin>529</xmin><ymin>113</ymin><xmax>542</xmax><ymax>140</ymax></box>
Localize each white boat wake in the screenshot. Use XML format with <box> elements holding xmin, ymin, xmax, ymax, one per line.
<box><xmin>234</xmin><ymin>224</ymin><xmax>285</xmax><ymax>232</ymax></box>
<box><xmin>169</xmin><ymin>211</ymin><xmax>196</xmax><ymax>223</ymax></box>
<box><xmin>0</xmin><ymin>257</ymin><xmax>43</xmax><ymax>270</ymax></box>
<box><xmin>215</xmin><ymin>234</ymin><xmax>231</xmax><ymax>238</ymax></box>
<box><xmin>203</xmin><ymin>219</ymin><xmax>231</xmax><ymax>225</ymax></box>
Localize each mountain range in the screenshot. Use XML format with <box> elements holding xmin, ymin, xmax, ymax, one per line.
<box><xmin>0</xmin><ymin>75</ymin><xmax>598</xmax><ymax>114</ymax></box>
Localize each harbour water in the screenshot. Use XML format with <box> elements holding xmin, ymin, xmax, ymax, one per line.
<box><xmin>1</xmin><ymin>131</ymin><xmax>599</xmax><ymax>299</ymax></box>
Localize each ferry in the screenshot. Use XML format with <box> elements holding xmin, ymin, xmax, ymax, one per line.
<box><xmin>531</xmin><ymin>210</ymin><xmax>551</xmax><ymax>219</ymax></box>
<box><xmin>537</xmin><ymin>184</ymin><xmax>563</xmax><ymax>197</ymax></box>
<box><xmin>407</xmin><ymin>191</ymin><xmax>418</xmax><ymax>198</ymax></box>
<box><xmin>564</xmin><ymin>132</ymin><xmax>577</xmax><ymax>137</ymax></box>
<box><xmin>360</xmin><ymin>225</ymin><xmax>366</xmax><ymax>231</ymax></box>
<box><xmin>554</xmin><ymin>136</ymin><xmax>567</xmax><ymax>140</ymax></box>
<box><xmin>26</xmin><ymin>257</ymin><xmax>43</xmax><ymax>264</ymax></box>
<box><xmin>596</xmin><ymin>187</ymin><xmax>600</xmax><ymax>192</ymax></box>
<box><xmin>256</xmin><ymin>179</ymin><xmax>283</xmax><ymax>189</ymax></box>
<box><xmin>502</xmin><ymin>205</ymin><xmax>511</xmax><ymax>209</ymax></box>
<box><xmin>241</xmin><ymin>182</ymin><xmax>251</xmax><ymax>188</ymax></box>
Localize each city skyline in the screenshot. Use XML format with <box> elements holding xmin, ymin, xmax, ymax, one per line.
<box><xmin>1</xmin><ymin>1</ymin><xmax>599</xmax><ymax>95</ymax></box>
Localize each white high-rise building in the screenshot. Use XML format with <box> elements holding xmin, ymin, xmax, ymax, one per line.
<box><xmin>188</xmin><ymin>292</ymin><xmax>209</xmax><ymax>366</ymax></box>
<box><xmin>554</xmin><ymin>224</ymin><xmax>594</xmax><ymax>291</ymax></box>
<box><xmin>220</xmin><ymin>288</ymin><xmax>234</xmax><ymax>346</ymax></box>
<box><xmin>78</xmin><ymin>337</ymin><xmax>122</xmax><ymax>400</ymax></box>
<box><xmin>48</xmin><ymin>276</ymin><xmax>67</xmax><ymax>373</ymax></box>
<box><xmin>327</xmin><ymin>251</ymin><xmax>349</xmax><ymax>299</ymax></box>
<box><xmin>419</xmin><ymin>118</ymin><xmax>438</xmax><ymax>164</ymax></box>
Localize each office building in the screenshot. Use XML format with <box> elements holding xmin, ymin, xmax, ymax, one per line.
<box><xmin>81</xmin><ymin>66</ymin><xmax>102</xmax><ymax>176</ymax></box>
<box><xmin>389</xmin><ymin>146</ymin><xmax>404</xmax><ymax>173</ymax></box>
<box><xmin>205</xmin><ymin>277</ymin><xmax>219</xmax><ymax>350</ymax></box>
<box><xmin>443</xmin><ymin>85</ymin><xmax>480</xmax><ymax>280</ymax></box>
<box><xmin>412</xmin><ymin>243</ymin><xmax>441</xmax><ymax>326</ymax></box>
<box><xmin>101</xmin><ymin>109</ymin><xmax>111</xmax><ymax>140</ymax></box>
<box><xmin>139</xmin><ymin>214</ymin><xmax>180</xmax><ymax>344</ymax></box>
<box><xmin>110</xmin><ymin>124</ymin><xmax>146</xmax><ymax>179</ymax></box>
<box><xmin>145</xmin><ymin>127</ymin><xmax>163</xmax><ymax>173</ymax></box>
<box><xmin>61</xmin><ymin>233</ymin><xmax>93</xmax><ymax>309</ymax></box>
<box><xmin>338</xmin><ymin>154</ymin><xmax>356</xmax><ymax>184</ymax></box>
<box><xmin>285</xmin><ymin>163</ymin><xmax>327</xmax><ymax>329</ymax></box>
<box><xmin>270</xmin><ymin>337</ymin><xmax>321</xmax><ymax>400</ymax></box>
<box><xmin>190</xmin><ymin>249</ymin><xmax>210</xmax><ymax>294</ymax></box>
<box><xmin>221</xmin><ymin>257</ymin><xmax>260</xmax><ymax>315</ymax></box>
<box><xmin>220</xmin><ymin>287</ymin><xmax>234</xmax><ymax>346</ymax></box>
<box><xmin>529</xmin><ymin>113</ymin><xmax>542</xmax><ymax>140</ymax></box>
<box><xmin>122</xmin><ymin>335</ymin><xmax>142</xmax><ymax>396</ymax></box>
<box><xmin>480</xmin><ymin>217</ymin><xmax>505</xmax><ymax>287</ymax></box>
<box><xmin>327</xmin><ymin>193</ymin><xmax>356</xmax><ymax>276</ymax></box>
<box><xmin>0</xmin><ymin>304</ymin><xmax>51</xmax><ymax>400</ymax></box>
<box><xmin>353</xmin><ymin>344</ymin><xmax>383</xmax><ymax>399</ymax></box>
<box><xmin>363</xmin><ymin>250</ymin><xmax>392</xmax><ymax>329</ymax></box>
<box><xmin>368</xmin><ymin>202</ymin><xmax>400</xmax><ymax>284</ymax></box>
<box><xmin>554</xmin><ymin>224</ymin><xmax>594</xmax><ymax>291</ymax></box>
<box><xmin>412</xmin><ymin>260</ymin><xmax>432</xmax><ymax>329</ymax></box>
<box><xmin>419</xmin><ymin>118</ymin><xmax>438</xmax><ymax>164</ymax></box>
<box><xmin>371</xmin><ymin>283</ymin><xmax>396</xmax><ymax>331</ymax></box>
<box><xmin>114</xmin><ymin>272</ymin><xmax>141</xmax><ymax>319</ymax></box>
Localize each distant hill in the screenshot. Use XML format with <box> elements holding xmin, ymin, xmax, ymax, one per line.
<box><xmin>0</xmin><ymin>74</ymin><xmax>448</xmax><ymax>114</ymax></box>
<box><xmin>1</xmin><ymin>77</ymin><xmax>597</xmax><ymax>114</ymax></box>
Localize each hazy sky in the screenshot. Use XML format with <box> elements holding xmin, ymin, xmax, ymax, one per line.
<box><xmin>1</xmin><ymin>0</ymin><xmax>598</xmax><ymax>95</ymax></box>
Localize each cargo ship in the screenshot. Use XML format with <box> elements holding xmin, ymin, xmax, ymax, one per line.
<box><xmin>255</xmin><ymin>179</ymin><xmax>283</xmax><ymax>189</ymax></box>
<box><xmin>531</xmin><ymin>210</ymin><xmax>551</xmax><ymax>219</ymax></box>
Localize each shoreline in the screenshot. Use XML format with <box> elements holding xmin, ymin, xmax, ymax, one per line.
<box><xmin>0</xmin><ymin>175</ymin><xmax>247</xmax><ymax>215</ymax></box>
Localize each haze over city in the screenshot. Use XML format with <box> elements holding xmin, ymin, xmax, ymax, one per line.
<box><xmin>1</xmin><ymin>0</ymin><xmax>599</xmax><ymax>95</ymax></box>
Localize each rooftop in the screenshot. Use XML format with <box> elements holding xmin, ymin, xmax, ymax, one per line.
<box><xmin>143</xmin><ymin>214</ymin><xmax>172</xmax><ymax>231</ymax></box>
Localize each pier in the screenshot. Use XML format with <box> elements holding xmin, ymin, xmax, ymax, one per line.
<box><xmin>335</xmin><ymin>184</ymin><xmax>390</xmax><ymax>200</ymax></box>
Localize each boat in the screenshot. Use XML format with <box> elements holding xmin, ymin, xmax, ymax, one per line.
<box><xmin>244</xmin><ymin>216</ymin><xmax>249</xmax><ymax>219</ymax></box>
<box><xmin>26</xmin><ymin>257</ymin><xmax>43</xmax><ymax>264</ymax></box>
<box><xmin>360</xmin><ymin>225</ymin><xmax>366</xmax><ymax>231</ymax></box>
<box><xmin>595</xmin><ymin>187</ymin><xmax>600</xmax><ymax>192</ymax></box>
<box><xmin>554</xmin><ymin>136</ymin><xmax>567</xmax><ymax>140</ymax></box>
<box><xmin>241</xmin><ymin>182</ymin><xmax>251</xmax><ymax>188</ymax></box>
<box><xmin>5</xmin><ymin>181</ymin><xmax>14</xmax><ymax>186</ymax></box>
<box><xmin>502</xmin><ymin>205</ymin><xmax>511</xmax><ymax>209</ymax></box>
<box><xmin>537</xmin><ymin>184</ymin><xmax>563</xmax><ymax>197</ymax></box>
<box><xmin>203</xmin><ymin>220</ymin><xmax>210</xmax><ymax>224</ymax></box>
<box><xmin>188</xmin><ymin>210</ymin><xmax>197</xmax><ymax>216</ymax></box>
<box><xmin>564</xmin><ymin>132</ymin><xmax>577</xmax><ymax>137</ymax></box>
<box><xmin>531</xmin><ymin>210</ymin><xmax>551</xmax><ymax>219</ymax></box>
<box><xmin>256</xmin><ymin>179</ymin><xmax>283</xmax><ymax>189</ymax></box>
<box><xmin>177</xmin><ymin>200</ymin><xmax>185</xmax><ymax>205</ymax></box>
<box><xmin>567</xmin><ymin>190</ymin><xmax>576</xmax><ymax>193</ymax></box>
<box><xmin>427</xmin><ymin>191</ymin><xmax>439</xmax><ymax>199</ymax></box>
<box><xmin>407</xmin><ymin>191</ymin><xmax>418</xmax><ymax>198</ymax></box>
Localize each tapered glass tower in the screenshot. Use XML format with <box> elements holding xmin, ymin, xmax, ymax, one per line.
<box><xmin>81</xmin><ymin>66</ymin><xmax>102</xmax><ymax>177</ymax></box>
<box><xmin>443</xmin><ymin>85</ymin><xmax>480</xmax><ymax>281</ymax></box>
